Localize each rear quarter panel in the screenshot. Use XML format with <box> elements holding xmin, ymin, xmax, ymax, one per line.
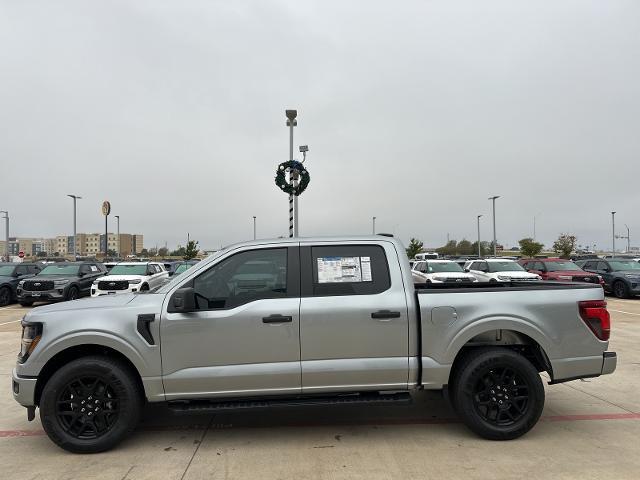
<box><xmin>418</xmin><ymin>285</ymin><xmax>609</xmax><ymax>387</ymax></box>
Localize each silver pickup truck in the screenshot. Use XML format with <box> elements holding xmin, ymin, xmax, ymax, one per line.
<box><xmin>12</xmin><ymin>236</ymin><xmax>616</xmax><ymax>453</ymax></box>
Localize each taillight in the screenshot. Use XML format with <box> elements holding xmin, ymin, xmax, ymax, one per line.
<box><xmin>578</xmin><ymin>300</ymin><xmax>610</xmax><ymax>341</ymax></box>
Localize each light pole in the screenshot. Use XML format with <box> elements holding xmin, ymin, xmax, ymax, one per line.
<box><xmin>372</xmin><ymin>216</ymin><xmax>377</xmax><ymax>235</ymax></box>
<box><xmin>488</xmin><ymin>196</ymin><xmax>500</xmax><ymax>257</ymax></box>
<box><xmin>114</xmin><ymin>215</ymin><xmax>120</xmax><ymax>258</ymax></box>
<box><xmin>253</xmin><ymin>216</ymin><xmax>256</xmax><ymax>240</ymax></box>
<box><xmin>477</xmin><ymin>215</ymin><xmax>483</xmax><ymax>258</ymax></box>
<box><xmin>67</xmin><ymin>195</ymin><xmax>81</xmax><ymax>259</ymax></box>
<box><xmin>611</xmin><ymin>211</ymin><xmax>616</xmax><ymax>255</ymax></box>
<box><xmin>0</xmin><ymin>211</ymin><xmax>8</xmax><ymax>262</ymax></box>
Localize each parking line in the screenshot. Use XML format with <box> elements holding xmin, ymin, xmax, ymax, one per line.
<box><xmin>0</xmin><ymin>412</ymin><xmax>638</xmax><ymax>439</ymax></box>
<box><xmin>0</xmin><ymin>319</ymin><xmax>22</xmax><ymax>326</ymax></box>
<box><xmin>609</xmin><ymin>309</ymin><xmax>640</xmax><ymax>316</ymax></box>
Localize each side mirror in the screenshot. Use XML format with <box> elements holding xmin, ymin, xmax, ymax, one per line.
<box><xmin>170</xmin><ymin>287</ymin><xmax>197</xmax><ymax>312</ymax></box>
<box><xmin>464</xmin><ymin>268</ymin><xmax>470</xmax><ymax>272</ymax></box>
<box><xmin>78</xmin><ymin>271</ymin><xmax>86</xmax><ymax>277</ymax></box>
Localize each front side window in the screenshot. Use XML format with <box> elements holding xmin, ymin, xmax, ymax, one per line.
<box><xmin>192</xmin><ymin>248</ymin><xmax>288</xmax><ymax>310</ymax></box>
<box><xmin>0</xmin><ymin>265</ymin><xmax>16</xmax><ymax>276</ymax></box>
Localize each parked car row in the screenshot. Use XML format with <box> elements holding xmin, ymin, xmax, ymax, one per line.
<box><xmin>0</xmin><ymin>260</ymin><xmax>201</xmax><ymax>307</ymax></box>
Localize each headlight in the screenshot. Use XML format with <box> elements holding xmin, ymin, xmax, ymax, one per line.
<box><xmin>18</xmin><ymin>280</ymin><xmax>25</xmax><ymax>287</ymax></box>
<box><xmin>128</xmin><ymin>279</ymin><xmax>142</xmax><ymax>284</ymax></box>
<box><xmin>432</xmin><ymin>276</ymin><xmax>446</xmax><ymax>282</ymax></box>
<box><xmin>536</xmin><ymin>275</ymin><xmax>542</xmax><ymax>280</ymax></box>
<box><xmin>18</xmin><ymin>321</ymin><xmax>42</xmax><ymax>363</ymax></box>
<box><xmin>54</xmin><ymin>279</ymin><xmax>69</xmax><ymax>286</ymax></box>
<box><xmin>624</xmin><ymin>274</ymin><xmax>640</xmax><ymax>280</ymax></box>
<box><xmin>497</xmin><ymin>275</ymin><xmax>510</xmax><ymax>281</ymax></box>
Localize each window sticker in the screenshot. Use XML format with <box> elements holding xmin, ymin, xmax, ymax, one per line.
<box><xmin>317</xmin><ymin>256</ymin><xmax>373</xmax><ymax>283</ymax></box>
<box><xmin>90</xmin><ymin>266</ymin><xmax>98</xmax><ymax>272</ymax></box>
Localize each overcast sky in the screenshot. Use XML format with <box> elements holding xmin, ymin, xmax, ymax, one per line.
<box><xmin>1</xmin><ymin>0</ymin><xmax>638</xmax><ymax>251</ymax></box>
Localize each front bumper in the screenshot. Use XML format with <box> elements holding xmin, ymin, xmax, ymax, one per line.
<box><xmin>12</xmin><ymin>368</ymin><xmax>37</xmax><ymax>407</ymax></box>
<box><xmin>91</xmin><ymin>286</ymin><xmax>139</xmax><ymax>297</ymax></box>
<box><xmin>17</xmin><ymin>288</ymin><xmax>66</xmax><ymax>301</ymax></box>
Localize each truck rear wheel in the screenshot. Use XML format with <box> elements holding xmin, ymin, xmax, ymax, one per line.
<box><xmin>452</xmin><ymin>348</ymin><xmax>544</xmax><ymax>440</ymax></box>
<box><xmin>40</xmin><ymin>356</ymin><xmax>142</xmax><ymax>453</ymax></box>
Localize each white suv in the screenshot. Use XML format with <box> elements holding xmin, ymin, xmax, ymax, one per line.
<box><xmin>91</xmin><ymin>262</ymin><xmax>169</xmax><ymax>297</ymax></box>
<box><xmin>412</xmin><ymin>260</ymin><xmax>478</xmax><ymax>283</ymax></box>
<box><xmin>464</xmin><ymin>259</ymin><xmax>542</xmax><ymax>282</ymax></box>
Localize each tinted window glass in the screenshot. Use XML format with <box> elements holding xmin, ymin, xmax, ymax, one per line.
<box><xmin>309</xmin><ymin>245</ymin><xmax>390</xmax><ymax>296</ymax></box>
<box><xmin>192</xmin><ymin>248</ymin><xmax>287</xmax><ymax>310</ymax></box>
<box><xmin>16</xmin><ymin>266</ymin><xmax>28</xmax><ymax>276</ymax></box>
<box><xmin>597</xmin><ymin>262</ymin><xmax>610</xmax><ymax>271</ymax></box>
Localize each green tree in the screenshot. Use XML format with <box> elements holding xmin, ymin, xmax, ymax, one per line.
<box><xmin>406</xmin><ymin>238</ymin><xmax>424</xmax><ymax>259</ymax></box>
<box><xmin>553</xmin><ymin>234</ymin><xmax>577</xmax><ymax>259</ymax></box>
<box><xmin>436</xmin><ymin>240</ymin><xmax>457</xmax><ymax>256</ymax></box>
<box><xmin>170</xmin><ymin>245</ymin><xmax>186</xmax><ymax>257</ymax></box>
<box><xmin>158</xmin><ymin>247</ymin><xmax>169</xmax><ymax>257</ymax></box>
<box><xmin>183</xmin><ymin>240</ymin><xmax>199</xmax><ymax>260</ymax></box>
<box><xmin>519</xmin><ymin>238</ymin><xmax>544</xmax><ymax>258</ymax></box>
<box><xmin>140</xmin><ymin>248</ymin><xmax>149</xmax><ymax>256</ymax></box>
<box><xmin>456</xmin><ymin>239</ymin><xmax>474</xmax><ymax>256</ymax></box>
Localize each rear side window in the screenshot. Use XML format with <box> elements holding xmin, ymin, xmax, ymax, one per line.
<box><xmin>306</xmin><ymin>245</ymin><xmax>390</xmax><ymax>296</ymax></box>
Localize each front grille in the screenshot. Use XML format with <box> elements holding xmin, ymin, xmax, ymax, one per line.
<box><xmin>442</xmin><ymin>277</ymin><xmax>474</xmax><ymax>283</ymax></box>
<box><xmin>98</xmin><ymin>280</ymin><xmax>129</xmax><ymax>290</ymax></box>
<box><xmin>509</xmin><ymin>277</ymin><xmax>539</xmax><ymax>282</ymax></box>
<box><xmin>23</xmin><ymin>280</ymin><xmax>54</xmax><ymax>291</ymax></box>
<box><xmin>572</xmin><ymin>275</ymin><xmax>598</xmax><ymax>283</ymax></box>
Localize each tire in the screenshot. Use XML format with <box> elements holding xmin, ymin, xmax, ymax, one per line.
<box><xmin>39</xmin><ymin>356</ymin><xmax>142</xmax><ymax>453</ymax></box>
<box><xmin>0</xmin><ymin>286</ymin><xmax>11</xmax><ymax>307</ymax></box>
<box><xmin>19</xmin><ymin>301</ymin><xmax>34</xmax><ymax>307</ymax></box>
<box><xmin>451</xmin><ymin>347</ymin><xmax>544</xmax><ymax>440</ymax></box>
<box><xmin>613</xmin><ymin>281</ymin><xmax>630</xmax><ymax>299</ymax></box>
<box><xmin>66</xmin><ymin>286</ymin><xmax>79</xmax><ymax>301</ymax></box>
<box><xmin>140</xmin><ymin>284</ymin><xmax>149</xmax><ymax>291</ymax></box>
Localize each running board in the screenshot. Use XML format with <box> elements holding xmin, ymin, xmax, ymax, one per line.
<box><xmin>167</xmin><ymin>392</ymin><xmax>412</xmax><ymax>413</ymax></box>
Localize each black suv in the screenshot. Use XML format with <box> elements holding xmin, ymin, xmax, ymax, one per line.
<box><xmin>16</xmin><ymin>261</ymin><xmax>106</xmax><ymax>306</ymax></box>
<box><xmin>0</xmin><ymin>263</ymin><xmax>42</xmax><ymax>307</ymax></box>
<box><xmin>576</xmin><ymin>258</ymin><xmax>640</xmax><ymax>298</ymax></box>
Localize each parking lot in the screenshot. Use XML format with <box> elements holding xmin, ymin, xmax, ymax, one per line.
<box><xmin>0</xmin><ymin>299</ymin><xmax>638</xmax><ymax>480</ymax></box>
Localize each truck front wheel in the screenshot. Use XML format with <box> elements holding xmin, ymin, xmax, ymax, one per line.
<box><xmin>452</xmin><ymin>348</ymin><xmax>544</xmax><ymax>440</ymax></box>
<box><xmin>39</xmin><ymin>356</ymin><xmax>142</xmax><ymax>453</ymax></box>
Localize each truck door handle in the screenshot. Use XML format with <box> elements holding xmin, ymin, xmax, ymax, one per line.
<box><xmin>371</xmin><ymin>310</ymin><xmax>401</xmax><ymax>319</ymax></box>
<box><xmin>262</xmin><ymin>314</ymin><xmax>293</xmax><ymax>323</ymax></box>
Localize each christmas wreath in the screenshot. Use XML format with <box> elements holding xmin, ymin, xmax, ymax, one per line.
<box><xmin>274</xmin><ymin>160</ymin><xmax>310</xmax><ymax>196</ymax></box>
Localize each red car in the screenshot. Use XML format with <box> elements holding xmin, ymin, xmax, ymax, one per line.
<box><xmin>518</xmin><ymin>258</ymin><xmax>603</xmax><ymax>285</ymax></box>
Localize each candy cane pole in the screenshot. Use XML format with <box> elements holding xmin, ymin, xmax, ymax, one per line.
<box><xmin>286</xmin><ymin>110</ymin><xmax>297</xmax><ymax>237</ymax></box>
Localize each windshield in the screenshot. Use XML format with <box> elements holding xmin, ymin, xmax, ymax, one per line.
<box><xmin>610</xmin><ymin>260</ymin><xmax>640</xmax><ymax>271</ymax></box>
<box><xmin>40</xmin><ymin>264</ymin><xmax>80</xmax><ymax>275</ymax></box>
<box><xmin>0</xmin><ymin>265</ymin><xmax>16</xmax><ymax>276</ymax></box>
<box><xmin>488</xmin><ymin>261</ymin><xmax>525</xmax><ymax>272</ymax></box>
<box><xmin>429</xmin><ymin>262</ymin><xmax>463</xmax><ymax>273</ymax></box>
<box><xmin>545</xmin><ymin>261</ymin><xmax>582</xmax><ymax>272</ymax></box>
<box><xmin>174</xmin><ymin>264</ymin><xmax>192</xmax><ymax>275</ymax></box>
<box><xmin>108</xmin><ymin>264</ymin><xmax>148</xmax><ymax>276</ymax></box>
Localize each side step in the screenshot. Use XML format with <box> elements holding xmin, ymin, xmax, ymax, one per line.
<box><xmin>168</xmin><ymin>392</ymin><xmax>412</xmax><ymax>414</ymax></box>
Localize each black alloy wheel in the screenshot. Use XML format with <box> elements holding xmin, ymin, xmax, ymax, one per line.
<box><xmin>0</xmin><ymin>286</ymin><xmax>11</xmax><ymax>307</ymax></box>
<box><xmin>452</xmin><ymin>348</ymin><xmax>544</xmax><ymax>440</ymax></box>
<box><xmin>40</xmin><ymin>356</ymin><xmax>142</xmax><ymax>453</ymax></box>
<box><xmin>55</xmin><ymin>375</ymin><xmax>120</xmax><ymax>440</ymax></box>
<box><xmin>67</xmin><ymin>286</ymin><xmax>79</xmax><ymax>300</ymax></box>
<box><xmin>613</xmin><ymin>281</ymin><xmax>629</xmax><ymax>299</ymax></box>
<box><xmin>471</xmin><ymin>366</ymin><xmax>529</xmax><ymax>426</ymax></box>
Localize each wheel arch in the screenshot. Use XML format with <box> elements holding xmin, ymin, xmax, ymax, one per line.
<box><xmin>34</xmin><ymin>344</ymin><xmax>145</xmax><ymax>406</ymax></box>
<box><xmin>448</xmin><ymin>328</ymin><xmax>553</xmax><ymax>386</ymax></box>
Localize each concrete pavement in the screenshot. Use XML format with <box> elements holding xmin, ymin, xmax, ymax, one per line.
<box><xmin>0</xmin><ymin>298</ymin><xmax>638</xmax><ymax>479</ymax></box>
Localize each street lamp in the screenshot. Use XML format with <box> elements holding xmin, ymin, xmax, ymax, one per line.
<box><xmin>611</xmin><ymin>211</ymin><xmax>616</xmax><ymax>255</ymax></box>
<box><xmin>477</xmin><ymin>215</ymin><xmax>483</xmax><ymax>258</ymax></box>
<box><xmin>372</xmin><ymin>216</ymin><xmax>377</xmax><ymax>235</ymax></box>
<box><xmin>67</xmin><ymin>195</ymin><xmax>82</xmax><ymax>259</ymax></box>
<box><xmin>114</xmin><ymin>215</ymin><xmax>120</xmax><ymax>258</ymax></box>
<box><xmin>253</xmin><ymin>216</ymin><xmax>257</xmax><ymax>240</ymax></box>
<box><xmin>488</xmin><ymin>196</ymin><xmax>500</xmax><ymax>257</ymax></box>
<box><xmin>0</xmin><ymin>211</ymin><xmax>8</xmax><ymax>262</ymax></box>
